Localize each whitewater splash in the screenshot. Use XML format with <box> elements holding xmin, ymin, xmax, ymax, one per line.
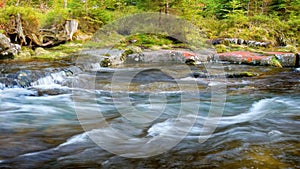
<box><xmin>147</xmin><ymin>97</ymin><xmax>292</xmax><ymax>137</ymax></box>
<box><xmin>55</xmin><ymin>97</ymin><xmax>289</xmax><ymax>148</ymax></box>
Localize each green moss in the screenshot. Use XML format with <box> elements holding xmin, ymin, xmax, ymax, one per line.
<box><xmin>270</xmin><ymin>57</ymin><xmax>283</xmax><ymax>68</ymax></box>
<box><xmin>121</xmin><ymin>49</ymin><xmax>134</xmax><ymax>61</ymax></box>
<box><xmin>215</xmin><ymin>44</ymin><xmax>227</xmax><ymax>53</ymax></box>
<box><xmin>277</xmin><ymin>45</ymin><xmax>298</xmax><ymax>53</ymax></box>
<box><xmin>227</xmin><ymin>72</ymin><xmax>258</xmax><ymax>78</ymax></box>
<box><xmin>49</xmin><ymin>43</ymin><xmax>83</xmax><ymax>54</ymax></box>
<box><xmin>115</xmin><ymin>33</ymin><xmax>184</xmax><ymax>49</ymax></box>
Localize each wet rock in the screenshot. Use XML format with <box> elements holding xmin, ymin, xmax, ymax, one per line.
<box><xmin>34</xmin><ymin>88</ymin><xmax>71</xmax><ymax>96</ymax></box>
<box><xmin>121</xmin><ymin>49</ymin><xmax>134</xmax><ymax>61</ymax></box>
<box><xmin>0</xmin><ymin>33</ymin><xmax>21</xmax><ymax>58</ymax></box>
<box><xmin>190</xmin><ymin>72</ymin><xmax>208</xmax><ymax>78</ymax></box>
<box><xmin>185</xmin><ymin>59</ymin><xmax>196</xmax><ymax>66</ymax></box>
<box><xmin>226</xmin><ymin>72</ymin><xmax>258</xmax><ymax>78</ymax></box>
<box><xmin>100</xmin><ymin>58</ymin><xmax>112</xmax><ymax>67</ymax></box>
<box><xmin>0</xmin><ymin>70</ymin><xmax>34</xmax><ymax>88</ymax></box>
<box><xmin>190</xmin><ymin>71</ymin><xmax>257</xmax><ymax>79</ymax></box>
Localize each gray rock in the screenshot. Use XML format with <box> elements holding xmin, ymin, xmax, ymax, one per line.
<box><xmin>275</xmin><ymin>53</ymin><xmax>297</xmax><ymax>67</ymax></box>
<box><xmin>0</xmin><ymin>33</ymin><xmax>21</xmax><ymax>58</ymax></box>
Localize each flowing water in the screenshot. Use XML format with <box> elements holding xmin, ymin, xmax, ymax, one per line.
<box><xmin>0</xmin><ymin>53</ymin><xmax>299</xmax><ymax>169</ymax></box>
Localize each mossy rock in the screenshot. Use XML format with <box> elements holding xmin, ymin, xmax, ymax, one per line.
<box><xmin>226</xmin><ymin>72</ymin><xmax>258</xmax><ymax>78</ymax></box>
<box><xmin>185</xmin><ymin>59</ymin><xmax>196</xmax><ymax>66</ymax></box>
<box><xmin>17</xmin><ymin>47</ymin><xmax>34</xmax><ymax>58</ymax></box>
<box><xmin>101</xmin><ymin>58</ymin><xmax>112</xmax><ymax>67</ymax></box>
<box><xmin>127</xmin><ymin>46</ymin><xmax>142</xmax><ymax>53</ymax></box>
<box><xmin>121</xmin><ymin>49</ymin><xmax>134</xmax><ymax>61</ymax></box>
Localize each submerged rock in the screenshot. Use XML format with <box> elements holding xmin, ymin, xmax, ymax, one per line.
<box><xmin>190</xmin><ymin>71</ymin><xmax>258</xmax><ymax>78</ymax></box>
<box><xmin>226</xmin><ymin>72</ymin><xmax>258</xmax><ymax>78</ymax></box>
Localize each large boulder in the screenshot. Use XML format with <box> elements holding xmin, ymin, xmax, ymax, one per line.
<box><xmin>0</xmin><ymin>33</ymin><xmax>21</xmax><ymax>58</ymax></box>
<box><xmin>126</xmin><ymin>49</ymin><xmax>212</xmax><ymax>64</ymax></box>
<box><xmin>213</xmin><ymin>51</ymin><xmax>274</xmax><ymax>66</ymax></box>
<box><xmin>266</xmin><ymin>52</ymin><xmax>297</xmax><ymax>67</ymax></box>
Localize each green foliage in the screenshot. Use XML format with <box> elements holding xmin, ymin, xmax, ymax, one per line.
<box><xmin>41</xmin><ymin>8</ymin><xmax>69</xmax><ymax>28</ymax></box>
<box><xmin>0</xmin><ymin>6</ymin><xmax>43</xmax><ymax>34</ymax></box>
<box><xmin>122</xmin><ymin>33</ymin><xmax>174</xmax><ymax>48</ymax></box>
<box><xmin>215</xmin><ymin>44</ymin><xmax>227</xmax><ymax>53</ymax></box>
<box><xmin>1</xmin><ymin>0</ymin><xmax>299</xmax><ymax>50</ymax></box>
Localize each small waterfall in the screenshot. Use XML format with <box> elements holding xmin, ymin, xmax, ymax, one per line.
<box><xmin>31</xmin><ymin>71</ymin><xmax>67</xmax><ymax>86</ymax></box>
<box><xmin>0</xmin><ymin>82</ymin><xmax>5</xmax><ymax>89</ymax></box>
<box><xmin>81</xmin><ymin>62</ymin><xmax>102</xmax><ymax>71</ymax></box>
<box><xmin>31</xmin><ymin>66</ymin><xmax>82</xmax><ymax>87</ymax></box>
<box><xmin>90</xmin><ymin>63</ymin><xmax>102</xmax><ymax>70</ymax></box>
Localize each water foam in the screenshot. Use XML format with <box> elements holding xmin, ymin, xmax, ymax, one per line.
<box><xmin>57</xmin><ymin>132</ymin><xmax>89</xmax><ymax>148</ymax></box>
<box><xmin>147</xmin><ymin>98</ymin><xmax>283</xmax><ymax>137</ymax></box>
<box><xmin>147</xmin><ymin>119</ymin><xmax>173</xmax><ymax>137</ymax></box>
<box><xmin>31</xmin><ymin>71</ymin><xmax>67</xmax><ymax>86</ymax></box>
<box><xmin>219</xmin><ymin>98</ymin><xmax>277</xmax><ymax>125</ymax></box>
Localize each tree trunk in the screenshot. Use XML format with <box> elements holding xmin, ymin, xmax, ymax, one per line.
<box><xmin>247</xmin><ymin>0</ymin><xmax>251</xmax><ymax>16</ymax></box>
<box><xmin>165</xmin><ymin>0</ymin><xmax>169</xmax><ymax>15</ymax></box>
<box><xmin>65</xmin><ymin>19</ymin><xmax>78</xmax><ymax>41</ymax></box>
<box><xmin>64</xmin><ymin>0</ymin><xmax>67</xmax><ymax>8</ymax></box>
<box><xmin>16</xmin><ymin>13</ymin><xmax>27</xmax><ymax>45</ymax></box>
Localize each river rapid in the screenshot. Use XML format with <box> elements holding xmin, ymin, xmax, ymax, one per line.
<box><xmin>0</xmin><ymin>52</ymin><xmax>299</xmax><ymax>169</ymax></box>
